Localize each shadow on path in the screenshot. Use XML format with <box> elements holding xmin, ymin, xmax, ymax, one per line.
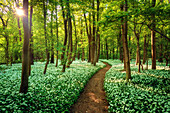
<box><xmin>70</xmin><ymin>62</ymin><xmax>111</xmax><ymax>113</ymax></box>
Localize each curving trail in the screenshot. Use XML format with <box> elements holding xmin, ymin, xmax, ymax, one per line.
<box><xmin>70</xmin><ymin>62</ymin><xmax>111</xmax><ymax>113</ymax></box>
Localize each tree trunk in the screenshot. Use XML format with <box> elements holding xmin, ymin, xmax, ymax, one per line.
<box><xmin>15</xmin><ymin>0</ymin><xmax>22</xmax><ymax>41</ymax></box>
<box><xmin>67</xmin><ymin>2</ymin><xmax>73</xmax><ymax>68</ymax></box>
<box><xmin>151</xmin><ymin>0</ymin><xmax>156</xmax><ymax>69</ymax></box>
<box><xmin>29</xmin><ymin>2</ymin><xmax>33</xmax><ymax>76</ymax></box>
<box><xmin>50</xmin><ymin>9</ymin><xmax>54</xmax><ymax>63</ymax></box>
<box><xmin>55</xmin><ymin>2</ymin><xmax>59</xmax><ymax>67</ymax></box>
<box><xmin>43</xmin><ymin>0</ymin><xmax>49</xmax><ymax>74</ymax></box>
<box><xmin>105</xmin><ymin>38</ymin><xmax>108</xmax><ymax>60</ymax></box>
<box><xmin>158</xmin><ymin>35</ymin><xmax>163</xmax><ymax>62</ymax></box>
<box><xmin>94</xmin><ymin>0</ymin><xmax>100</xmax><ymax>64</ymax></box>
<box><xmin>112</xmin><ymin>47</ymin><xmax>114</xmax><ymax>59</ymax></box>
<box><xmin>136</xmin><ymin>33</ymin><xmax>141</xmax><ymax>72</ymax></box>
<box><xmin>118</xmin><ymin>28</ymin><xmax>123</xmax><ymax>62</ymax></box>
<box><xmin>20</xmin><ymin>0</ymin><xmax>29</xmax><ymax>94</ymax></box>
<box><xmin>61</xmin><ymin>0</ymin><xmax>68</xmax><ymax>72</ymax></box>
<box><xmin>84</xmin><ymin>13</ymin><xmax>91</xmax><ymax>62</ymax></box>
<box><xmin>143</xmin><ymin>35</ymin><xmax>147</xmax><ymax>64</ymax></box>
<box><xmin>123</xmin><ymin>0</ymin><xmax>131</xmax><ymax>82</ymax></box>
<box><xmin>73</xmin><ymin>15</ymin><xmax>77</xmax><ymax>61</ymax></box>
<box><xmin>91</xmin><ymin>0</ymin><xmax>96</xmax><ymax>65</ymax></box>
<box><xmin>121</xmin><ymin>5</ymin><xmax>126</xmax><ymax>69</ymax></box>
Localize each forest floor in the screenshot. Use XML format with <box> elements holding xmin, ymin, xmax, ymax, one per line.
<box><xmin>70</xmin><ymin>62</ymin><xmax>111</xmax><ymax>113</ymax></box>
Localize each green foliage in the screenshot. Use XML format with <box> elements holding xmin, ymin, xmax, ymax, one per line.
<box><xmin>0</xmin><ymin>60</ymin><xmax>105</xmax><ymax>112</ymax></box>
<box><xmin>102</xmin><ymin>59</ymin><xmax>170</xmax><ymax>113</ymax></box>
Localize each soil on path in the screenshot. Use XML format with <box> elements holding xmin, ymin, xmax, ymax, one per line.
<box><xmin>70</xmin><ymin>62</ymin><xmax>111</xmax><ymax>113</ymax></box>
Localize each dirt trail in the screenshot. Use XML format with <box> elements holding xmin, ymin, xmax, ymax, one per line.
<box><xmin>70</xmin><ymin>62</ymin><xmax>111</xmax><ymax>113</ymax></box>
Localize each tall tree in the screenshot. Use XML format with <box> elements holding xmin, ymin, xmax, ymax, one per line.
<box><xmin>94</xmin><ymin>0</ymin><xmax>100</xmax><ymax>64</ymax></box>
<box><xmin>72</xmin><ymin>14</ymin><xmax>77</xmax><ymax>61</ymax></box>
<box><xmin>123</xmin><ymin>0</ymin><xmax>131</xmax><ymax>82</ymax></box>
<box><xmin>60</xmin><ymin>0</ymin><xmax>68</xmax><ymax>72</ymax></box>
<box><xmin>67</xmin><ymin>0</ymin><xmax>73</xmax><ymax>67</ymax></box>
<box><xmin>55</xmin><ymin>0</ymin><xmax>59</xmax><ymax>67</ymax></box>
<box><xmin>50</xmin><ymin>8</ymin><xmax>54</xmax><ymax>63</ymax></box>
<box><xmin>29</xmin><ymin>0</ymin><xmax>33</xmax><ymax>76</ymax></box>
<box><xmin>43</xmin><ymin>0</ymin><xmax>49</xmax><ymax>74</ymax></box>
<box><xmin>91</xmin><ymin>0</ymin><xmax>96</xmax><ymax>65</ymax></box>
<box><xmin>121</xmin><ymin>4</ymin><xmax>126</xmax><ymax>70</ymax></box>
<box><xmin>19</xmin><ymin>0</ymin><xmax>29</xmax><ymax>94</ymax></box>
<box><xmin>151</xmin><ymin>0</ymin><xmax>156</xmax><ymax>69</ymax></box>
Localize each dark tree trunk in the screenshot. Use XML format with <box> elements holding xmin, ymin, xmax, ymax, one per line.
<box><xmin>80</xmin><ymin>19</ymin><xmax>85</xmax><ymax>61</ymax></box>
<box><xmin>105</xmin><ymin>38</ymin><xmax>109</xmax><ymax>60</ymax></box>
<box><xmin>67</xmin><ymin>1</ymin><xmax>73</xmax><ymax>68</ymax></box>
<box><xmin>43</xmin><ymin>0</ymin><xmax>49</xmax><ymax>74</ymax></box>
<box><xmin>61</xmin><ymin>0</ymin><xmax>68</xmax><ymax>72</ymax></box>
<box><xmin>50</xmin><ymin>9</ymin><xmax>54</xmax><ymax>63</ymax></box>
<box><xmin>143</xmin><ymin>35</ymin><xmax>147</xmax><ymax>64</ymax></box>
<box><xmin>158</xmin><ymin>35</ymin><xmax>163</xmax><ymax>62</ymax></box>
<box><xmin>94</xmin><ymin>0</ymin><xmax>100</xmax><ymax>64</ymax></box>
<box><xmin>112</xmin><ymin>47</ymin><xmax>114</xmax><ymax>59</ymax></box>
<box><xmin>84</xmin><ymin>13</ymin><xmax>91</xmax><ymax>62</ymax></box>
<box><xmin>73</xmin><ymin>15</ymin><xmax>77</xmax><ymax>61</ymax></box>
<box><xmin>136</xmin><ymin>33</ymin><xmax>141</xmax><ymax>72</ymax></box>
<box><xmin>20</xmin><ymin>0</ymin><xmax>29</xmax><ymax>94</ymax></box>
<box><xmin>77</xmin><ymin>49</ymin><xmax>80</xmax><ymax>60</ymax></box>
<box><xmin>91</xmin><ymin>0</ymin><xmax>96</xmax><ymax>65</ymax></box>
<box><xmin>29</xmin><ymin>1</ymin><xmax>33</xmax><ymax>76</ymax></box>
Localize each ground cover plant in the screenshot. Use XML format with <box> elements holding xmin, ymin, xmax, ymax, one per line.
<box><xmin>0</xmin><ymin>60</ymin><xmax>105</xmax><ymax>112</ymax></box>
<box><xmin>101</xmin><ymin>59</ymin><xmax>170</xmax><ymax>113</ymax></box>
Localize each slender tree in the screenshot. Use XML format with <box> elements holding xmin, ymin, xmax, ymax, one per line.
<box><xmin>50</xmin><ymin>9</ymin><xmax>54</xmax><ymax>63</ymax></box>
<box><xmin>72</xmin><ymin>14</ymin><xmax>78</xmax><ymax>61</ymax></box>
<box><xmin>43</xmin><ymin>0</ymin><xmax>50</xmax><ymax>74</ymax></box>
<box><xmin>55</xmin><ymin>0</ymin><xmax>59</xmax><ymax>67</ymax></box>
<box><xmin>151</xmin><ymin>0</ymin><xmax>156</xmax><ymax>69</ymax></box>
<box><xmin>19</xmin><ymin>0</ymin><xmax>29</xmax><ymax>94</ymax></box>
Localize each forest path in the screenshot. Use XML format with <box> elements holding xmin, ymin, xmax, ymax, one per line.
<box><xmin>70</xmin><ymin>62</ymin><xmax>111</xmax><ymax>113</ymax></box>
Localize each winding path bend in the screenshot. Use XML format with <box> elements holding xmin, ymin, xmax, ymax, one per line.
<box><xmin>70</xmin><ymin>62</ymin><xmax>111</xmax><ymax>113</ymax></box>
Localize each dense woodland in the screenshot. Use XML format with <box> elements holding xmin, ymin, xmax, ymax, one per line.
<box><xmin>0</xmin><ymin>0</ymin><xmax>169</xmax><ymax>112</ymax></box>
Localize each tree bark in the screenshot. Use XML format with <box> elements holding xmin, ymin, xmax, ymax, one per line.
<box><xmin>20</xmin><ymin>0</ymin><xmax>29</xmax><ymax>94</ymax></box>
<box><xmin>50</xmin><ymin>9</ymin><xmax>54</xmax><ymax>63</ymax></box>
<box><xmin>105</xmin><ymin>38</ymin><xmax>108</xmax><ymax>60</ymax></box>
<box><xmin>151</xmin><ymin>0</ymin><xmax>156</xmax><ymax>69</ymax></box>
<box><xmin>29</xmin><ymin>1</ymin><xmax>33</xmax><ymax>76</ymax></box>
<box><xmin>61</xmin><ymin>0</ymin><xmax>68</xmax><ymax>72</ymax></box>
<box><xmin>121</xmin><ymin>5</ymin><xmax>126</xmax><ymax>69</ymax></box>
<box><xmin>136</xmin><ymin>33</ymin><xmax>141</xmax><ymax>72</ymax></box>
<box><xmin>123</xmin><ymin>0</ymin><xmax>131</xmax><ymax>82</ymax></box>
<box><xmin>84</xmin><ymin>13</ymin><xmax>91</xmax><ymax>62</ymax></box>
<box><xmin>43</xmin><ymin>0</ymin><xmax>49</xmax><ymax>74</ymax></box>
<box><xmin>73</xmin><ymin>15</ymin><xmax>77</xmax><ymax>61</ymax></box>
<box><xmin>94</xmin><ymin>0</ymin><xmax>100</xmax><ymax>64</ymax></box>
<box><xmin>91</xmin><ymin>0</ymin><xmax>96</xmax><ymax>65</ymax></box>
<box><xmin>143</xmin><ymin>34</ymin><xmax>148</xmax><ymax>64</ymax></box>
<box><xmin>66</xmin><ymin>1</ymin><xmax>73</xmax><ymax>68</ymax></box>
<box><xmin>55</xmin><ymin>1</ymin><xmax>59</xmax><ymax>67</ymax></box>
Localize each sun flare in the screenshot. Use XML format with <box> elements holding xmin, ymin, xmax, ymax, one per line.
<box><xmin>16</xmin><ymin>8</ymin><xmax>24</xmax><ymax>16</ymax></box>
